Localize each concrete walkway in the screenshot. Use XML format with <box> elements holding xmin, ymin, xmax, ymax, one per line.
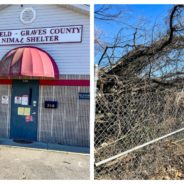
<box><xmin>0</xmin><ymin>145</ymin><xmax>89</xmax><ymax>179</ymax></box>
<box><xmin>0</xmin><ymin>138</ymin><xmax>89</xmax><ymax>154</ymax></box>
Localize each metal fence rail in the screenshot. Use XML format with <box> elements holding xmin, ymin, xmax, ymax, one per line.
<box><xmin>95</xmin><ymin>130</ymin><xmax>184</xmax><ymax>179</ymax></box>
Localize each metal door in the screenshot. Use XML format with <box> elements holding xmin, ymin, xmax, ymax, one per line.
<box><xmin>10</xmin><ymin>80</ymin><xmax>39</xmax><ymax>141</ymax></box>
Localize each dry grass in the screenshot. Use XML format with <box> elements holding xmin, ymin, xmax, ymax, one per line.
<box><xmin>95</xmin><ymin>137</ymin><xmax>184</xmax><ymax>179</ymax></box>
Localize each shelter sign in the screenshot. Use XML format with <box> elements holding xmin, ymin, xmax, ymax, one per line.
<box><xmin>0</xmin><ymin>25</ymin><xmax>83</xmax><ymax>45</ymax></box>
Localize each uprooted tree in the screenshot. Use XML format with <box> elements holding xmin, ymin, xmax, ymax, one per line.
<box><xmin>96</xmin><ymin>5</ymin><xmax>184</xmax><ymax>90</ymax></box>
<box><xmin>95</xmin><ymin>5</ymin><xmax>184</xmax><ymax>179</ymax></box>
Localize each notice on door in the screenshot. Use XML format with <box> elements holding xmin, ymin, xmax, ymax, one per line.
<box><xmin>22</xmin><ymin>95</ymin><xmax>29</xmax><ymax>105</ymax></box>
<box><xmin>15</xmin><ymin>96</ymin><xmax>22</xmax><ymax>104</ymax></box>
<box><xmin>25</xmin><ymin>115</ymin><xmax>33</xmax><ymax>122</ymax></box>
<box><xmin>24</xmin><ymin>108</ymin><xmax>31</xmax><ymax>116</ymax></box>
<box><xmin>18</xmin><ymin>107</ymin><xmax>31</xmax><ymax>116</ymax></box>
<box><xmin>18</xmin><ymin>107</ymin><xmax>24</xmax><ymax>115</ymax></box>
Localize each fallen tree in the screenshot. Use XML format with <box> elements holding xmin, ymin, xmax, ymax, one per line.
<box><xmin>95</xmin><ymin>5</ymin><xmax>184</xmax><ymax>180</ymax></box>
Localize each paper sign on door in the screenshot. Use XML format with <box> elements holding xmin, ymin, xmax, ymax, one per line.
<box><xmin>15</xmin><ymin>96</ymin><xmax>22</xmax><ymax>104</ymax></box>
<box><xmin>18</xmin><ymin>107</ymin><xmax>31</xmax><ymax>116</ymax></box>
<box><xmin>25</xmin><ymin>115</ymin><xmax>33</xmax><ymax>122</ymax></box>
<box><xmin>22</xmin><ymin>95</ymin><xmax>29</xmax><ymax>105</ymax></box>
<box><xmin>18</xmin><ymin>107</ymin><xmax>24</xmax><ymax>115</ymax></box>
<box><xmin>24</xmin><ymin>108</ymin><xmax>31</xmax><ymax>116</ymax></box>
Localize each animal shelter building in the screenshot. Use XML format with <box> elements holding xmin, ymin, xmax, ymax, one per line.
<box><xmin>0</xmin><ymin>5</ymin><xmax>90</xmax><ymax>147</ymax></box>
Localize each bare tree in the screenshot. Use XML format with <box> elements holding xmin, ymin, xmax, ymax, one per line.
<box><xmin>95</xmin><ymin>5</ymin><xmax>184</xmax><ymax>89</ymax></box>
<box><xmin>95</xmin><ymin>5</ymin><xmax>123</xmax><ymax>21</ymax></box>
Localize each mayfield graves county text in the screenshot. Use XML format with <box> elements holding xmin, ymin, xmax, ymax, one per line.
<box><xmin>0</xmin><ymin>25</ymin><xmax>82</xmax><ymax>45</ymax></box>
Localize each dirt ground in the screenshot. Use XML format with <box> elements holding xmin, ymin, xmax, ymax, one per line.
<box><xmin>95</xmin><ymin>138</ymin><xmax>184</xmax><ymax>180</ymax></box>
<box><xmin>0</xmin><ymin>146</ymin><xmax>89</xmax><ymax>180</ymax></box>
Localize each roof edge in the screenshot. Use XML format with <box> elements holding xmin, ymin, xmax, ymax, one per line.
<box><xmin>59</xmin><ymin>4</ymin><xmax>89</xmax><ymax>16</ymax></box>
<box><xmin>0</xmin><ymin>5</ymin><xmax>10</xmax><ymax>11</ymax></box>
<box><xmin>0</xmin><ymin>4</ymin><xmax>89</xmax><ymax>16</ymax></box>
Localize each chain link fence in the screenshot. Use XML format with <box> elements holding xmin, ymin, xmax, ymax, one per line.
<box><xmin>94</xmin><ymin>77</ymin><xmax>184</xmax><ymax>179</ymax></box>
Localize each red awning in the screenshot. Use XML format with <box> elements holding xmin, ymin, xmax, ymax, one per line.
<box><xmin>0</xmin><ymin>47</ymin><xmax>59</xmax><ymax>79</ymax></box>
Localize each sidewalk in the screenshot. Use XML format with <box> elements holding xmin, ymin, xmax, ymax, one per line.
<box><xmin>0</xmin><ymin>138</ymin><xmax>89</xmax><ymax>154</ymax></box>
<box><xmin>0</xmin><ymin>144</ymin><xmax>89</xmax><ymax>179</ymax></box>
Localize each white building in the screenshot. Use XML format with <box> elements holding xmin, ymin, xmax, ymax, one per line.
<box><xmin>0</xmin><ymin>4</ymin><xmax>90</xmax><ymax>147</ymax></box>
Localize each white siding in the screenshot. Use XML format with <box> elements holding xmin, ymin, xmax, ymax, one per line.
<box><xmin>0</xmin><ymin>5</ymin><xmax>90</xmax><ymax>75</ymax></box>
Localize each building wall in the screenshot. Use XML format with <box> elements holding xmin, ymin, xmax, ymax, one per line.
<box><xmin>0</xmin><ymin>85</ymin><xmax>11</xmax><ymax>138</ymax></box>
<box><xmin>38</xmin><ymin>75</ymin><xmax>90</xmax><ymax>147</ymax></box>
<box><xmin>0</xmin><ymin>5</ymin><xmax>90</xmax><ymax>75</ymax></box>
<box><xmin>0</xmin><ymin>75</ymin><xmax>90</xmax><ymax>147</ymax></box>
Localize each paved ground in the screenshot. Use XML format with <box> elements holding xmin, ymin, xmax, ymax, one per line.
<box><xmin>0</xmin><ymin>138</ymin><xmax>89</xmax><ymax>154</ymax></box>
<box><xmin>0</xmin><ymin>146</ymin><xmax>89</xmax><ymax>180</ymax></box>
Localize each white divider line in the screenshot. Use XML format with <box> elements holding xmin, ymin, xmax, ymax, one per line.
<box><xmin>38</xmin><ymin>86</ymin><xmax>43</xmax><ymax>141</ymax></box>
<box><xmin>95</xmin><ymin>127</ymin><xmax>184</xmax><ymax>167</ymax></box>
<box><xmin>7</xmin><ymin>85</ymin><xmax>10</xmax><ymax>137</ymax></box>
<box><xmin>51</xmin><ymin>86</ymin><xmax>55</xmax><ymax>137</ymax></box>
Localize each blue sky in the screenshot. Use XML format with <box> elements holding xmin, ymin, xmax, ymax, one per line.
<box><xmin>95</xmin><ymin>4</ymin><xmax>174</xmax><ymax>64</ymax></box>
